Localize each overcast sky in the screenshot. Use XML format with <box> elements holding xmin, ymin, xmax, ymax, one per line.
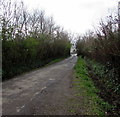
<box><xmin>16</xmin><ymin>0</ymin><xmax>118</xmax><ymax>34</ymax></box>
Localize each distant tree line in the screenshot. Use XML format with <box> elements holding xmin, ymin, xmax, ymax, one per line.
<box><xmin>0</xmin><ymin>0</ymin><xmax>71</xmax><ymax>80</ymax></box>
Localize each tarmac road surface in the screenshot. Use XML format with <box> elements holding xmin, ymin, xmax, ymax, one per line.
<box><xmin>2</xmin><ymin>56</ymin><xmax>77</xmax><ymax>115</ymax></box>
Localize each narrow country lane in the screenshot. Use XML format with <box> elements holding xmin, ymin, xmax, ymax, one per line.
<box><xmin>2</xmin><ymin>56</ymin><xmax>77</xmax><ymax>115</ymax></box>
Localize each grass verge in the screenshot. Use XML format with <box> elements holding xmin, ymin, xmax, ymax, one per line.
<box><xmin>73</xmin><ymin>56</ymin><xmax>112</xmax><ymax>115</ymax></box>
